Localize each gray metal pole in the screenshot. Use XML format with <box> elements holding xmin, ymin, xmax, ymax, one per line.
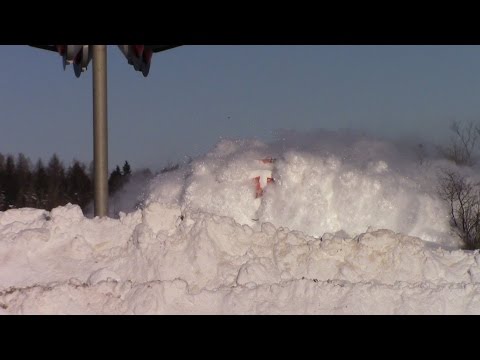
<box><xmin>92</xmin><ymin>45</ymin><xmax>108</xmax><ymax>217</ymax></box>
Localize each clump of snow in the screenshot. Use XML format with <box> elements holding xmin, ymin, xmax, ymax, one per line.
<box><xmin>2</xmin><ymin>130</ymin><xmax>480</xmax><ymax>314</ymax></box>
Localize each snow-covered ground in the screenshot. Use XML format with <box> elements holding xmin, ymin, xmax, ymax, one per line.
<box><xmin>2</xmin><ymin>130</ymin><xmax>480</xmax><ymax>314</ymax></box>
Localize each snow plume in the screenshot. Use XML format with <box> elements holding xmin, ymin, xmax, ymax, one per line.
<box><xmin>108</xmin><ymin>170</ymin><xmax>154</xmax><ymax>217</ymax></box>
<box><xmin>142</xmin><ymin>129</ymin><xmax>464</xmax><ymax>247</ymax></box>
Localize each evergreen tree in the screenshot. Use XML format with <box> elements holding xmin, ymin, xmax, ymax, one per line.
<box><xmin>108</xmin><ymin>165</ymin><xmax>123</xmax><ymax>195</ymax></box>
<box><xmin>0</xmin><ymin>188</ymin><xmax>5</xmax><ymax>211</ymax></box>
<box><xmin>4</xmin><ymin>155</ymin><xmax>17</xmax><ymax>209</ymax></box>
<box><xmin>15</xmin><ymin>153</ymin><xmax>33</xmax><ymax>208</ymax></box>
<box><xmin>46</xmin><ymin>154</ymin><xmax>67</xmax><ymax>210</ymax></box>
<box><xmin>66</xmin><ymin>160</ymin><xmax>92</xmax><ymax>210</ymax></box>
<box><xmin>0</xmin><ymin>153</ymin><xmax>5</xmax><ymax>211</ymax></box>
<box><xmin>33</xmin><ymin>159</ymin><xmax>48</xmax><ymax>209</ymax></box>
<box><xmin>88</xmin><ymin>160</ymin><xmax>94</xmax><ymax>182</ymax></box>
<box><xmin>122</xmin><ymin>161</ymin><xmax>131</xmax><ymax>176</ymax></box>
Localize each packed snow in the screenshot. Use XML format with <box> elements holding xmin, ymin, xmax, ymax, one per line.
<box><xmin>1</xmin><ymin>130</ymin><xmax>480</xmax><ymax>314</ymax></box>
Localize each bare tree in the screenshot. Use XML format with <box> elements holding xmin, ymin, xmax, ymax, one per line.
<box><xmin>439</xmin><ymin>121</ymin><xmax>479</xmax><ymax>166</ymax></box>
<box><xmin>438</xmin><ymin>170</ymin><xmax>480</xmax><ymax>250</ymax></box>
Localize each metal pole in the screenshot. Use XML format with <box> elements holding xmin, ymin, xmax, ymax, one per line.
<box><xmin>92</xmin><ymin>45</ymin><xmax>108</xmax><ymax>217</ymax></box>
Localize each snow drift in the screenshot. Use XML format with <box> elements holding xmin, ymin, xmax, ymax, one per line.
<box><xmin>1</xmin><ymin>129</ymin><xmax>480</xmax><ymax>314</ymax></box>
<box><xmin>1</xmin><ymin>203</ymin><xmax>480</xmax><ymax>314</ymax></box>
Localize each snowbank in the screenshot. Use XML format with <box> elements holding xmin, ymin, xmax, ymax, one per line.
<box><xmin>1</xmin><ymin>202</ymin><xmax>480</xmax><ymax>314</ymax></box>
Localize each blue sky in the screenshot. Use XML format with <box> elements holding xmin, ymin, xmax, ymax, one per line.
<box><xmin>1</xmin><ymin>45</ymin><xmax>480</xmax><ymax>170</ymax></box>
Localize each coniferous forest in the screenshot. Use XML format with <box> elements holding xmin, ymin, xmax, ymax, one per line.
<box><xmin>0</xmin><ymin>152</ymin><xmax>132</xmax><ymax>212</ymax></box>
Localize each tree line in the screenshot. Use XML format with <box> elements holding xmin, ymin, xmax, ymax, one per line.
<box><xmin>0</xmin><ymin>153</ymin><xmax>132</xmax><ymax>212</ymax></box>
